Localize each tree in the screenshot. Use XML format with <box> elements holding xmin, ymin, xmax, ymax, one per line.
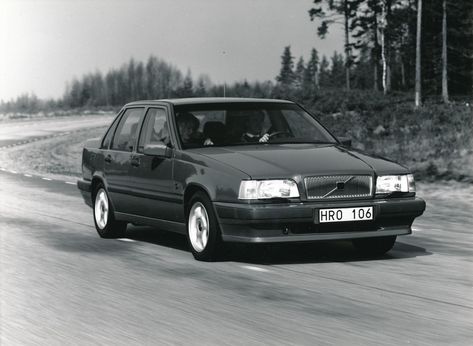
<box><xmin>441</xmin><ymin>0</ymin><xmax>448</xmax><ymax>103</ymax></box>
<box><xmin>415</xmin><ymin>0</ymin><xmax>422</xmax><ymax>107</ymax></box>
<box><xmin>318</xmin><ymin>55</ymin><xmax>331</xmax><ymax>87</ymax></box>
<box><xmin>446</xmin><ymin>1</ymin><xmax>473</xmax><ymax>97</ymax></box>
<box><xmin>304</xmin><ymin>48</ymin><xmax>320</xmax><ymax>90</ymax></box>
<box><xmin>380</xmin><ymin>1</ymin><xmax>388</xmax><ymax>94</ymax></box>
<box><xmin>309</xmin><ymin>0</ymin><xmax>363</xmax><ymax>90</ymax></box>
<box><xmin>176</xmin><ymin>70</ymin><xmax>194</xmax><ymax>98</ymax></box>
<box><xmin>195</xmin><ymin>74</ymin><xmax>212</xmax><ymax>97</ymax></box>
<box><xmin>330</xmin><ymin>51</ymin><xmax>346</xmax><ymax>87</ymax></box>
<box><xmin>351</xmin><ymin>0</ymin><xmax>382</xmax><ymax>91</ymax></box>
<box><xmin>295</xmin><ymin>57</ymin><xmax>306</xmax><ymax>89</ymax></box>
<box><xmin>276</xmin><ymin>46</ymin><xmax>296</xmax><ymax>86</ymax></box>
<box><xmin>134</xmin><ymin>61</ymin><xmax>146</xmax><ymax>100</ymax></box>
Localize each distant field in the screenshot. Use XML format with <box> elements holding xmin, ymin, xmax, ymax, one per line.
<box><xmin>0</xmin><ymin>110</ymin><xmax>115</xmax><ymax>122</ymax></box>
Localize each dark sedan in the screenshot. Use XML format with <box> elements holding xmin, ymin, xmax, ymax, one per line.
<box><xmin>77</xmin><ymin>98</ymin><xmax>426</xmax><ymax>261</ymax></box>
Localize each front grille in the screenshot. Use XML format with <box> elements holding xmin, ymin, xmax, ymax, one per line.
<box><xmin>304</xmin><ymin>175</ymin><xmax>373</xmax><ymax>200</ymax></box>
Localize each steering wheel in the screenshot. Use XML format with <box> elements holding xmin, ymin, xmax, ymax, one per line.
<box><xmin>268</xmin><ymin>131</ymin><xmax>292</xmax><ymax>139</ymax></box>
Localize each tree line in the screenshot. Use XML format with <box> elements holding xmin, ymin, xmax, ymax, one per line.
<box><xmin>1</xmin><ymin>0</ymin><xmax>471</xmax><ymax>114</ymax></box>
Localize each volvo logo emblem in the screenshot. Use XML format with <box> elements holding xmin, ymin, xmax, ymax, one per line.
<box><xmin>322</xmin><ymin>176</ymin><xmax>354</xmax><ymax>198</ymax></box>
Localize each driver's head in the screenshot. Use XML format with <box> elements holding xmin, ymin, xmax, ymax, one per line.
<box><xmin>177</xmin><ymin>112</ymin><xmax>199</xmax><ymax>141</ymax></box>
<box><xmin>247</xmin><ymin>112</ymin><xmax>265</xmax><ymax>134</ymax></box>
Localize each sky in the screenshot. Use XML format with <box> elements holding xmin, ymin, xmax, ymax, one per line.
<box><xmin>0</xmin><ymin>0</ymin><xmax>343</xmax><ymax>101</ymax></box>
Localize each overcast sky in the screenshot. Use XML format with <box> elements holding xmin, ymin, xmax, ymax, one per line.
<box><xmin>0</xmin><ymin>0</ymin><xmax>343</xmax><ymax>101</ymax></box>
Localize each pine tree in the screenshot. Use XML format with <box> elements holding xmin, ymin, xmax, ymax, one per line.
<box><xmin>330</xmin><ymin>51</ymin><xmax>346</xmax><ymax>87</ymax></box>
<box><xmin>295</xmin><ymin>57</ymin><xmax>306</xmax><ymax>89</ymax></box>
<box><xmin>415</xmin><ymin>0</ymin><xmax>422</xmax><ymax>107</ymax></box>
<box><xmin>304</xmin><ymin>48</ymin><xmax>320</xmax><ymax>90</ymax></box>
<box><xmin>318</xmin><ymin>55</ymin><xmax>331</xmax><ymax>87</ymax></box>
<box><xmin>177</xmin><ymin>70</ymin><xmax>194</xmax><ymax>98</ymax></box>
<box><xmin>441</xmin><ymin>0</ymin><xmax>448</xmax><ymax>103</ymax></box>
<box><xmin>194</xmin><ymin>76</ymin><xmax>207</xmax><ymax>97</ymax></box>
<box><xmin>276</xmin><ymin>46</ymin><xmax>296</xmax><ymax>86</ymax></box>
<box><xmin>351</xmin><ymin>0</ymin><xmax>382</xmax><ymax>91</ymax></box>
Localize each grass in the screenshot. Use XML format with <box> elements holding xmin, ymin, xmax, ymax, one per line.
<box><xmin>303</xmin><ymin>90</ymin><xmax>473</xmax><ymax>182</ymax></box>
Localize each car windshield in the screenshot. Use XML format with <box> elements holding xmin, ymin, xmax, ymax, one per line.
<box><xmin>174</xmin><ymin>102</ymin><xmax>337</xmax><ymax>149</ymax></box>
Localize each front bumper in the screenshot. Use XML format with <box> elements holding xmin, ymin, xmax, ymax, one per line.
<box><xmin>214</xmin><ymin>197</ymin><xmax>426</xmax><ymax>243</ymax></box>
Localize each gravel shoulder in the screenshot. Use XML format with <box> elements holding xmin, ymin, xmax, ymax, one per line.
<box><xmin>0</xmin><ymin>127</ymin><xmax>105</xmax><ymax>178</ymax></box>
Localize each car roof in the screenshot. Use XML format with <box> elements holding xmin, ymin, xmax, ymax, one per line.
<box><xmin>124</xmin><ymin>97</ymin><xmax>294</xmax><ymax>107</ymax></box>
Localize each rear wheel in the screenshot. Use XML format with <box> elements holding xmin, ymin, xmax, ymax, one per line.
<box><xmin>93</xmin><ymin>184</ymin><xmax>127</xmax><ymax>238</ymax></box>
<box><xmin>352</xmin><ymin>236</ymin><xmax>397</xmax><ymax>256</ymax></box>
<box><xmin>186</xmin><ymin>192</ymin><xmax>221</xmax><ymax>261</ymax></box>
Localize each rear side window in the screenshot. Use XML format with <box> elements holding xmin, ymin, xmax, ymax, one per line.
<box><xmin>111</xmin><ymin>108</ymin><xmax>144</xmax><ymax>151</ymax></box>
<box><xmin>138</xmin><ymin>108</ymin><xmax>169</xmax><ymax>152</ymax></box>
<box><xmin>101</xmin><ymin>112</ymin><xmax>122</xmax><ymax>149</ymax></box>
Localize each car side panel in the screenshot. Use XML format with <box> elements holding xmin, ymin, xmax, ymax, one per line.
<box><xmin>79</xmin><ymin>145</ymin><xmax>106</xmax><ymax>207</ymax></box>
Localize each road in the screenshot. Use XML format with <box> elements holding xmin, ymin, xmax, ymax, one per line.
<box><xmin>1</xmin><ymin>118</ymin><xmax>472</xmax><ymax>345</ymax></box>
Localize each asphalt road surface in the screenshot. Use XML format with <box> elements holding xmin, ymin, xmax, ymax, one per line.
<box><xmin>1</xmin><ymin>118</ymin><xmax>472</xmax><ymax>345</ymax></box>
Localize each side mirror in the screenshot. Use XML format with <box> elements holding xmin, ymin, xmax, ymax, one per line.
<box><xmin>338</xmin><ymin>137</ymin><xmax>352</xmax><ymax>147</ymax></box>
<box><xmin>143</xmin><ymin>143</ymin><xmax>172</xmax><ymax>158</ymax></box>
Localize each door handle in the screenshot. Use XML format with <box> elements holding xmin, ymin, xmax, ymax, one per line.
<box><xmin>104</xmin><ymin>155</ymin><xmax>112</xmax><ymax>163</ymax></box>
<box><xmin>131</xmin><ymin>157</ymin><xmax>140</xmax><ymax>167</ymax></box>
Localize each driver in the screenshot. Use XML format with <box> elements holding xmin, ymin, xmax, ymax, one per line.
<box><xmin>241</xmin><ymin>112</ymin><xmax>270</xmax><ymax>143</ymax></box>
<box><xmin>177</xmin><ymin>112</ymin><xmax>203</xmax><ymax>145</ymax></box>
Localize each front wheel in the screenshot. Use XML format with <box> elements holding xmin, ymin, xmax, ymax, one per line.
<box><xmin>352</xmin><ymin>235</ymin><xmax>397</xmax><ymax>256</ymax></box>
<box><xmin>93</xmin><ymin>185</ymin><xmax>127</xmax><ymax>238</ymax></box>
<box><xmin>186</xmin><ymin>192</ymin><xmax>221</xmax><ymax>261</ymax></box>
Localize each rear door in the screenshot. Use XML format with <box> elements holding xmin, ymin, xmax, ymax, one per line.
<box><xmin>105</xmin><ymin>107</ymin><xmax>145</xmax><ymax>213</ymax></box>
<box><xmin>127</xmin><ymin>107</ymin><xmax>178</xmax><ymax>221</ymax></box>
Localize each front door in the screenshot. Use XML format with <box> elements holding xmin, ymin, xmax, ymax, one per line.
<box><xmin>127</xmin><ymin>107</ymin><xmax>178</xmax><ymax>221</ymax></box>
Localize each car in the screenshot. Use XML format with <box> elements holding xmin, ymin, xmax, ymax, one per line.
<box><xmin>77</xmin><ymin>97</ymin><xmax>426</xmax><ymax>261</ymax></box>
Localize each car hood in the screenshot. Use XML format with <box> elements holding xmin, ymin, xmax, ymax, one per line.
<box><xmin>193</xmin><ymin>144</ymin><xmax>409</xmax><ymax>179</ymax></box>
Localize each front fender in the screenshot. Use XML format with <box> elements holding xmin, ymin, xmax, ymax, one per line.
<box><xmin>174</xmin><ymin>151</ymin><xmax>249</xmax><ymax>202</ymax></box>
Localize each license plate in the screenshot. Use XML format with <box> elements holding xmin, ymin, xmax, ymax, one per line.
<box><xmin>318</xmin><ymin>206</ymin><xmax>373</xmax><ymax>223</ymax></box>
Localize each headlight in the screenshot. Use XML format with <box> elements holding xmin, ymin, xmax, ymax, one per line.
<box><xmin>238</xmin><ymin>179</ymin><xmax>300</xmax><ymax>199</ymax></box>
<box><xmin>376</xmin><ymin>174</ymin><xmax>415</xmax><ymax>194</ymax></box>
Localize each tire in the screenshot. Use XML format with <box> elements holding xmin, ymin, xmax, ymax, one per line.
<box><xmin>186</xmin><ymin>191</ymin><xmax>221</xmax><ymax>261</ymax></box>
<box><xmin>352</xmin><ymin>235</ymin><xmax>397</xmax><ymax>256</ymax></box>
<box><xmin>93</xmin><ymin>184</ymin><xmax>127</xmax><ymax>239</ymax></box>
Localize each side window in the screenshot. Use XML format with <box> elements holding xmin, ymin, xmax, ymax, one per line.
<box><xmin>138</xmin><ymin>108</ymin><xmax>169</xmax><ymax>152</ymax></box>
<box><xmin>101</xmin><ymin>112</ymin><xmax>122</xmax><ymax>149</ymax></box>
<box><xmin>111</xmin><ymin>108</ymin><xmax>144</xmax><ymax>151</ymax></box>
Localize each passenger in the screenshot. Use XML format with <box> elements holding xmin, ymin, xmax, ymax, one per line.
<box><xmin>241</xmin><ymin>112</ymin><xmax>270</xmax><ymax>143</ymax></box>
